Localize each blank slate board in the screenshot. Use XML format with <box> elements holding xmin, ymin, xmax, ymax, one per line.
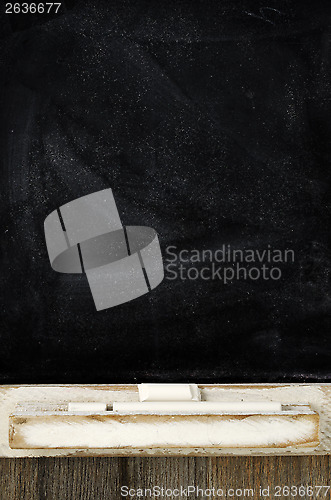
<box><xmin>0</xmin><ymin>0</ymin><xmax>330</xmax><ymax>384</ymax></box>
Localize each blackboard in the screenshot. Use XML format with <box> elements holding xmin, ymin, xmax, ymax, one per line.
<box><xmin>1</xmin><ymin>0</ymin><xmax>330</xmax><ymax>384</ymax></box>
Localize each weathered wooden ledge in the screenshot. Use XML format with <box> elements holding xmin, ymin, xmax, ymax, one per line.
<box><xmin>0</xmin><ymin>384</ymin><xmax>330</xmax><ymax>456</ymax></box>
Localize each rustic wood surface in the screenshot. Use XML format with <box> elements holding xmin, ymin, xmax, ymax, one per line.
<box><xmin>0</xmin><ymin>456</ymin><xmax>330</xmax><ymax>499</ymax></box>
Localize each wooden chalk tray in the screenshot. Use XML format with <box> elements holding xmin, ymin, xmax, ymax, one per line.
<box><xmin>0</xmin><ymin>384</ymin><xmax>329</xmax><ymax>456</ymax></box>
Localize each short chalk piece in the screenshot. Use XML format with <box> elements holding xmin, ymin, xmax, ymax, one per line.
<box><xmin>138</xmin><ymin>383</ymin><xmax>201</xmax><ymax>402</ymax></box>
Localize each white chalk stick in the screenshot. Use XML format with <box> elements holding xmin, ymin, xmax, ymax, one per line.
<box><xmin>138</xmin><ymin>384</ymin><xmax>200</xmax><ymax>402</ymax></box>
<box><xmin>113</xmin><ymin>401</ymin><xmax>282</xmax><ymax>414</ymax></box>
<box><xmin>68</xmin><ymin>402</ymin><xmax>107</xmax><ymax>412</ymax></box>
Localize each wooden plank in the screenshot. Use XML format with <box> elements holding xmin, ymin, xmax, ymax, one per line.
<box><xmin>9</xmin><ymin>411</ymin><xmax>319</xmax><ymax>450</ymax></box>
<box><xmin>0</xmin><ymin>456</ymin><xmax>330</xmax><ymax>500</ymax></box>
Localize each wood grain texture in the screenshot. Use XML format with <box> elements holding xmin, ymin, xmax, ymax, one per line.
<box><xmin>0</xmin><ymin>456</ymin><xmax>330</xmax><ymax>500</ymax></box>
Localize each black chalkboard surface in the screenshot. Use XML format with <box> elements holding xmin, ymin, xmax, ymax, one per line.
<box><xmin>1</xmin><ymin>0</ymin><xmax>330</xmax><ymax>384</ymax></box>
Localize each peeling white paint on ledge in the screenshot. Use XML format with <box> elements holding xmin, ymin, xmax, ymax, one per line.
<box><xmin>0</xmin><ymin>384</ymin><xmax>330</xmax><ymax>456</ymax></box>
<box><xmin>12</xmin><ymin>414</ymin><xmax>318</xmax><ymax>449</ymax></box>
